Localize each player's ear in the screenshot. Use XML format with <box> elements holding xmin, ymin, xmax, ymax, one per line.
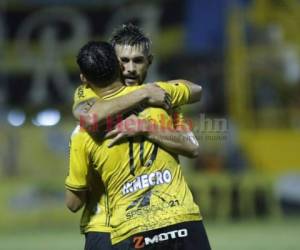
<box><xmin>80</xmin><ymin>74</ymin><xmax>87</xmax><ymax>83</ymax></box>
<box><xmin>148</xmin><ymin>54</ymin><xmax>153</xmax><ymax>65</ymax></box>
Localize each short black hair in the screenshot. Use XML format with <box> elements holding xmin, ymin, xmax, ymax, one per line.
<box><xmin>76</xmin><ymin>41</ymin><xmax>120</xmax><ymax>86</ymax></box>
<box><xmin>110</xmin><ymin>23</ymin><xmax>151</xmax><ymax>54</ymax></box>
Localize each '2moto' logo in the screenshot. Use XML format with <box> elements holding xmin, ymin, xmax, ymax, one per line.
<box><xmin>133</xmin><ymin>229</ymin><xmax>188</xmax><ymax>249</ymax></box>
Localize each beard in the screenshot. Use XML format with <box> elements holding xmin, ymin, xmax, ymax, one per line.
<box><xmin>122</xmin><ymin>73</ymin><xmax>147</xmax><ymax>86</ymax></box>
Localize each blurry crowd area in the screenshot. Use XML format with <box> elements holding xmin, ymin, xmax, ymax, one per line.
<box><xmin>0</xmin><ymin>0</ymin><xmax>300</xmax><ymax>230</ymax></box>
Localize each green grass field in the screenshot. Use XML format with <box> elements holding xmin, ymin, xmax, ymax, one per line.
<box><xmin>1</xmin><ymin>218</ymin><xmax>299</xmax><ymax>250</ymax></box>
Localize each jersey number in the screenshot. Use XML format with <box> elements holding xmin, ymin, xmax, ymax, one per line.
<box><xmin>128</xmin><ymin>137</ymin><xmax>158</xmax><ymax>176</ymax></box>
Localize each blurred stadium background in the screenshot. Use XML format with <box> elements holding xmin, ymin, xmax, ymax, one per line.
<box><xmin>0</xmin><ymin>0</ymin><xmax>300</xmax><ymax>249</ymax></box>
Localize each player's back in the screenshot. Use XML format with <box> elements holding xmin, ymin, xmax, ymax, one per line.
<box><xmin>91</xmin><ymin>136</ymin><xmax>200</xmax><ymax>244</ymax></box>
<box><xmin>73</xmin><ymin>83</ymin><xmax>201</xmax><ymax>244</ymax></box>
<box><xmin>85</xmin><ymin>87</ymin><xmax>200</xmax><ymax>244</ymax></box>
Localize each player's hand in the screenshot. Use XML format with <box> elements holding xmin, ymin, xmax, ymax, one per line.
<box><xmin>105</xmin><ymin>114</ymin><xmax>148</xmax><ymax>147</ymax></box>
<box><xmin>143</xmin><ymin>84</ymin><xmax>172</xmax><ymax>111</ymax></box>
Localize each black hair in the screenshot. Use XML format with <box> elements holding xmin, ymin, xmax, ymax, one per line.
<box><xmin>76</xmin><ymin>41</ymin><xmax>120</xmax><ymax>86</ymax></box>
<box><xmin>110</xmin><ymin>23</ymin><xmax>151</xmax><ymax>54</ymax></box>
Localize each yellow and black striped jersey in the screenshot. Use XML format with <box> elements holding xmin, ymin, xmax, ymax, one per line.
<box><xmin>66</xmin><ymin>83</ymin><xmax>201</xmax><ymax>243</ymax></box>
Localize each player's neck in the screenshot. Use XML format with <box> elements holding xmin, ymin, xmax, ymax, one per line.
<box><xmin>92</xmin><ymin>81</ymin><xmax>124</xmax><ymax>98</ymax></box>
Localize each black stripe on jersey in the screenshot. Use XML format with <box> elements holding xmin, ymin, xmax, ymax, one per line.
<box><xmin>128</xmin><ymin>138</ymin><xmax>135</xmax><ymax>176</ymax></box>
<box><xmin>139</xmin><ymin>137</ymin><xmax>145</xmax><ymax>166</ymax></box>
<box><xmin>145</xmin><ymin>143</ymin><xmax>158</xmax><ymax>167</ymax></box>
<box><xmin>104</xmin><ymin>186</ymin><xmax>110</xmax><ymax>227</ymax></box>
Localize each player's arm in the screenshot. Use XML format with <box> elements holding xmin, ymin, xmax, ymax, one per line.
<box><xmin>155</xmin><ymin>80</ymin><xmax>202</xmax><ymax>107</ymax></box>
<box><xmin>104</xmin><ymin>81</ymin><xmax>202</xmax><ymax>156</ymax></box>
<box><xmin>146</xmin><ymin>127</ymin><xmax>199</xmax><ymax>158</ymax></box>
<box><xmin>73</xmin><ymin>85</ymin><xmax>171</xmax><ymax>129</ymax></box>
<box><xmin>147</xmin><ymin>111</ymin><xmax>199</xmax><ymax>158</ymax></box>
<box><xmin>65</xmin><ymin>189</ymin><xmax>86</xmax><ymax>213</ymax></box>
<box><xmin>106</xmin><ymin>113</ymin><xmax>199</xmax><ymax>158</ymax></box>
<box><xmin>139</xmin><ymin>81</ymin><xmax>201</xmax><ymax>157</ymax></box>
<box><xmin>65</xmin><ymin>127</ymin><xmax>89</xmax><ymax>213</ymax></box>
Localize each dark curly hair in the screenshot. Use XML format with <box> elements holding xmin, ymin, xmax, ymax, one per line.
<box><xmin>76</xmin><ymin>41</ymin><xmax>120</xmax><ymax>87</ymax></box>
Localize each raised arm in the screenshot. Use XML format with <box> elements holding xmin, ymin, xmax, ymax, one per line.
<box><xmin>73</xmin><ymin>84</ymin><xmax>171</xmax><ymax>129</ymax></box>
<box><xmin>73</xmin><ymin>81</ymin><xmax>202</xmax><ymax>157</ymax></box>
<box><xmin>105</xmin><ymin>113</ymin><xmax>199</xmax><ymax>158</ymax></box>
<box><xmin>146</xmin><ymin>127</ymin><xmax>199</xmax><ymax>158</ymax></box>
<box><xmin>145</xmin><ymin>81</ymin><xmax>201</xmax><ymax>157</ymax></box>
<box><xmin>102</xmin><ymin>80</ymin><xmax>202</xmax><ymax>157</ymax></box>
<box><xmin>147</xmin><ymin>110</ymin><xmax>199</xmax><ymax>158</ymax></box>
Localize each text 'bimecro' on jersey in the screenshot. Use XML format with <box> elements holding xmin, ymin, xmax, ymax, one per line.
<box><xmin>122</xmin><ymin>169</ymin><xmax>172</xmax><ymax>195</ymax></box>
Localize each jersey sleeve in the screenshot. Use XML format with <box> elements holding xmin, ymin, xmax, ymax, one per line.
<box><xmin>73</xmin><ymin>84</ymin><xmax>99</xmax><ymax>113</ymax></box>
<box><xmin>156</xmin><ymin>81</ymin><xmax>191</xmax><ymax>107</ymax></box>
<box><xmin>65</xmin><ymin>127</ymin><xmax>90</xmax><ymax>191</ymax></box>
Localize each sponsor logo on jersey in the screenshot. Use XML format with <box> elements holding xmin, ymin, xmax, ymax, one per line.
<box><xmin>133</xmin><ymin>228</ymin><xmax>188</xmax><ymax>249</ymax></box>
<box><xmin>125</xmin><ymin>190</ymin><xmax>180</xmax><ymax>219</ymax></box>
<box><xmin>122</xmin><ymin>169</ymin><xmax>172</xmax><ymax>195</ymax></box>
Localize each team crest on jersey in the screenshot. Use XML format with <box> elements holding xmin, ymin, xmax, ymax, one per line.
<box><xmin>77</xmin><ymin>85</ymin><xmax>85</xmax><ymax>99</ymax></box>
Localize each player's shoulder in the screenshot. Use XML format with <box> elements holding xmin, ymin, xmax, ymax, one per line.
<box><xmin>73</xmin><ymin>84</ymin><xmax>99</xmax><ymax>113</ymax></box>
<box><xmin>71</xmin><ymin>125</ymin><xmax>81</xmax><ymax>137</ymax></box>
<box><xmin>74</xmin><ymin>84</ymin><xmax>85</xmax><ymax>98</ymax></box>
<box><xmin>74</xmin><ymin>84</ymin><xmax>98</xmax><ymax>102</ymax></box>
<box><xmin>70</xmin><ymin>125</ymin><xmax>89</xmax><ymax>141</ymax></box>
<box><xmin>105</xmin><ymin>85</ymin><xmax>143</xmax><ymax>98</ymax></box>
